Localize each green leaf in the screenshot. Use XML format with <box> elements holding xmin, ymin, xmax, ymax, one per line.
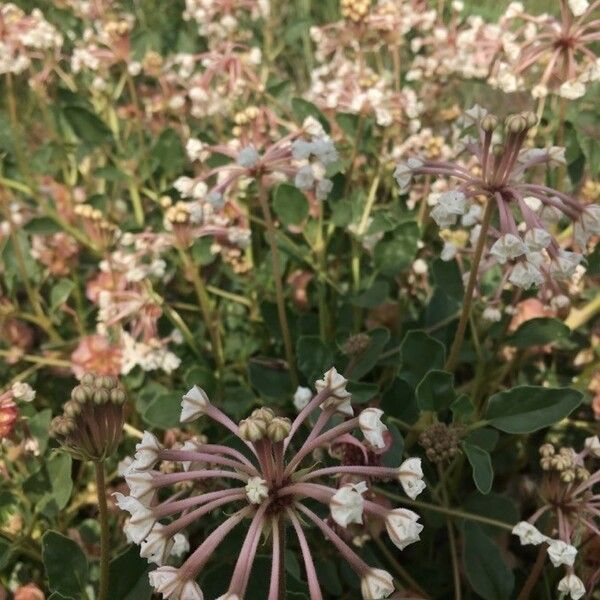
<box><xmin>151</xmin><ymin>128</ymin><xmax>186</xmax><ymax>177</ymax></box>
<box><xmin>0</xmin><ymin>537</ymin><xmax>11</xmax><ymax>570</ymax></box>
<box><xmin>432</xmin><ymin>258</ymin><xmax>464</xmax><ymax>301</ymax></box>
<box><xmin>248</xmin><ymin>360</ymin><xmax>293</xmax><ymax>399</ymax></box>
<box><xmin>42</xmin><ymin>531</ymin><xmax>88</xmax><ymax>599</ymax></box>
<box><xmin>485</xmin><ymin>386</ymin><xmax>583</xmax><ymax>433</ymax></box>
<box><xmin>24</xmin><ymin>217</ymin><xmax>62</xmax><ymax>235</ymax></box>
<box><xmin>506</xmin><ymin>318</ymin><xmax>571</xmax><ymax>348</ymax></box>
<box><xmin>28</xmin><ymin>408</ymin><xmax>52</xmax><ymax>454</ymax></box>
<box><xmin>47</xmin><ymin>453</ymin><xmax>73</xmax><ymax>510</ymax></box>
<box><xmin>291</xmin><ymin>98</ymin><xmax>330</xmax><ymax>133</ymax></box>
<box><xmin>191</xmin><ymin>236</ymin><xmax>216</xmax><ymax>266</ymax></box>
<box><xmin>352</xmin><ymin>281</ymin><xmax>389</xmax><ymax>308</ymax></box>
<box><xmin>463</xmin><ymin>443</ymin><xmax>494</xmax><ymax>494</ymax></box>
<box><xmin>273</xmin><ymin>183</ymin><xmax>309</xmax><ymax>226</ymax></box>
<box><xmin>416</xmin><ymin>370</ymin><xmax>455</xmax><ymax>413</ymax></box>
<box><xmin>398</xmin><ymin>330</ymin><xmax>446</xmax><ymax>388</ymax></box>
<box><xmin>63</xmin><ymin>106</ymin><xmax>112</xmax><ymax>144</ymax></box>
<box><xmin>346</xmin><ymin>381</ymin><xmax>378</xmax><ymax>404</ymax></box>
<box><xmin>463</xmin><ymin>523</ymin><xmax>514</xmax><ymax>600</ymax></box>
<box><xmin>381</xmin><ymin>423</ymin><xmax>404</xmax><ymax>468</ymax></box>
<box><xmin>296</xmin><ymin>336</ymin><xmax>334</xmax><ymax>383</ymax></box>
<box><xmin>381</xmin><ymin>378</ymin><xmax>419</xmax><ymax>424</ymax></box>
<box><xmin>574</xmin><ymin>108</ymin><xmax>600</xmax><ymax>177</ymax></box>
<box><xmin>373</xmin><ymin>221</ymin><xmax>419</xmax><ymax>276</ymax></box>
<box><xmin>451</xmin><ymin>394</ymin><xmax>474</xmax><ymax>422</ymax></box>
<box><xmin>50</xmin><ymin>279</ymin><xmax>76</xmax><ymax>311</ymax></box>
<box><xmin>143</xmin><ymin>392</ymin><xmax>183</xmax><ymax>429</ymax></box>
<box><xmin>463</xmin><ymin>492</ymin><xmax>519</xmax><ymax>536</ymax></box>
<box><xmin>108</xmin><ymin>545</ymin><xmax>152</xmax><ymax>600</ymax></box>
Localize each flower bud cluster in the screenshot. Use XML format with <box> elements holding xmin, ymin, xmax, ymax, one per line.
<box><xmin>419</xmin><ymin>422</ymin><xmax>464</xmax><ymax>463</ymax></box>
<box><xmin>50</xmin><ymin>373</ymin><xmax>125</xmax><ymax>461</ymax></box>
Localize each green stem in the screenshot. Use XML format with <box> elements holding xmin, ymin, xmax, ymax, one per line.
<box><xmin>438</xmin><ymin>465</ymin><xmax>462</xmax><ymax>599</ymax></box>
<box><xmin>94</xmin><ymin>461</ymin><xmax>110</xmax><ymax>600</ymax></box>
<box><xmin>374</xmin><ymin>487</ymin><xmax>514</xmax><ymax>532</ymax></box>
<box><xmin>445</xmin><ymin>197</ymin><xmax>494</xmax><ymax>372</ymax></box>
<box><xmin>257</xmin><ymin>177</ymin><xmax>299</xmax><ymax>388</ymax></box>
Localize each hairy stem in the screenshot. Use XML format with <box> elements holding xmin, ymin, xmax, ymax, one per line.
<box><xmin>94</xmin><ymin>462</ymin><xmax>110</xmax><ymax>600</ymax></box>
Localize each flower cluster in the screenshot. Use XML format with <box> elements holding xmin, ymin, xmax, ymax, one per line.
<box><xmin>117</xmin><ymin>368</ymin><xmax>426</xmax><ymax>599</ymax></box>
<box><xmin>511</xmin><ymin>437</ymin><xmax>600</xmax><ymax>599</ymax></box>
<box><xmin>395</xmin><ymin>106</ymin><xmax>599</xmax><ymax>298</ymax></box>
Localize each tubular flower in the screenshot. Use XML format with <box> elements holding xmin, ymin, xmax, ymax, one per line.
<box><xmin>117</xmin><ymin>368</ymin><xmax>425</xmax><ymax>599</ymax></box>
<box><xmin>395</xmin><ymin>107</ymin><xmax>597</xmax><ymax>294</ymax></box>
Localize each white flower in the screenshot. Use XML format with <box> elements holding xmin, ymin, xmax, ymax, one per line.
<box><xmin>171</xmin><ymin>533</ymin><xmax>190</xmax><ymax>558</ymax></box>
<box><xmin>180</xmin><ymin>386</ymin><xmax>210</xmax><ymax>423</ymax></box>
<box><xmin>557</xmin><ymin>573</ymin><xmax>586</xmax><ymax>600</ymax></box>
<box><xmin>359</xmin><ymin>408</ymin><xmax>388</xmax><ymax>449</ymax></box>
<box><xmin>148</xmin><ymin>566</ymin><xmax>204</xmax><ymax>600</ymax></box>
<box><xmin>398</xmin><ymin>458</ymin><xmax>426</xmax><ymax>499</ymax></box>
<box><xmin>482</xmin><ymin>307</ymin><xmax>502</xmax><ymax>322</ymax></box>
<box><xmin>568</xmin><ymin>0</ymin><xmax>589</xmax><ymax>17</ymax></box>
<box><xmin>330</xmin><ymin>481</ymin><xmax>367</xmax><ymax>528</ymax></box>
<box><xmin>441</xmin><ymin>242</ymin><xmax>457</xmax><ymax>261</ymax></box>
<box><xmin>133</xmin><ymin>431</ymin><xmax>162</xmax><ymax>471</ymax></box>
<box><xmin>509</xmin><ymin>262</ymin><xmax>543</xmax><ymax>289</ymax></box>
<box><xmin>291</xmin><ymin>139</ymin><xmax>313</xmax><ymax>160</ymax></box>
<box><xmin>462</xmin><ymin>203</ymin><xmax>481</xmax><ymax>227</ymax></box>
<box><xmin>311</xmin><ymin>137</ymin><xmax>338</xmax><ymax>165</ymax></box>
<box><xmin>524</xmin><ymin>228</ymin><xmax>552</xmax><ymax>252</ymax></box>
<box><xmin>207</xmin><ymin>191</ymin><xmax>224</xmax><ymax>208</ymax></box>
<box><xmin>315</xmin><ymin>367</ymin><xmax>353</xmax><ymax>416</ymax></box>
<box><xmin>584</xmin><ymin>435</ymin><xmax>600</xmax><ymax>458</ymax></box>
<box><xmin>179</xmin><ymin>439</ymin><xmax>204</xmax><ymax>472</ymax></box>
<box><xmin>360</xmin><ymin>568</ymin><xmax>394</xmax><ymax>599</ymax></box>
<box><xmin>293</xmin><ymin>386</ymin><xmax>312</xmax><ymax>412</ymax></box>
<box><xmin>385</xmin><ymin>509</ymin><xmax>423</xmax><ymax>550</ymax></box>
<box><xmin>113</xmin><ymin>493</ymin><xmax>155</xmax><ymax>543</ymax></box>
<box><xmin>216</xmin><ymin>595</ymin><xmax>240</xmax><ymax>600</ymax></box>
<box><xmin>186</xmin><ymin>138</ymin><xmax>206</xmax><ymax>162</ymax></box>
<box><xmin>430</xmin><ymin>191</ymin><xmax>467</xmax><ymax>228</ymax></box>
<box><xmin>245</xmin><ymin>477</ymin><xmax>269</xmax><ymax>504</ymax></box>
<box><xmin>173</xmin><ymin>176</ymin><xmax>195</xmax><ymax>198</ymax></box>
<box><xmin>394</xmin><ymin>159</ymin><xmax>422</xmax><ymax>193</ymax></box>
<box><xmin>489</xmin><ymin>234</ymin><xmax>527</xmax><ymax>264</ymax></box>
<box><xmin>303</xmin><ymin>116</ymin><xmax>325</xmax><ymax>137</ymax></box>
<box><xmin>550</xmin><ymin>251</ymin><xmax>583</xmax><ymax>280</ymax></box>
<box><xmin>140</xmin><ymin>524</ymin><xmax>173</xmax><ymax>566</ymax></box>
<box><xmin>547</xmin><ymin>540</ymin><xmax>577</xmax><ymax>567</ymax></box>
<box><xmin>295</xmin><ymin>164</ymin><xmax>315</xmax><ymax>190</ymax></box>
<box><xmin>11</xmin><ymin>382</ymin><xmax>35</xmax><ymax>402</ymax></box>
<box><xmin>124</xmin><ymin>468</ymin><xmax>155</xmax><ymax>504</ymax></box>
<box><xmin>559</xmin><ymin>80</ymin><xmax>586</xmax><ymax>100</ymax></box>
<box><xmin>532</xmin><ymin>84</ymin><xmax>548</xmax><ymax>99</ymax></box>
<box><xmin>512</xmin><ymin>521</ymin><xmax>547</xmax><ymax>546</ymax></box>
<box><xmin>236</xmin><ymin>146</ymin><xmax>260</xmax><ymax>169</ymax></box>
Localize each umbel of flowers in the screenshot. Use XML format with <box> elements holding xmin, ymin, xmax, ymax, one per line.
<box><xmin>116</xmin><ymin>368</ymin><xmax>426</xmax><ymax>599</ymax></box>
<box><xmin>511</xmin><ymin>437</ymin><xmax>600</xmax><ymax>600</ymax></box>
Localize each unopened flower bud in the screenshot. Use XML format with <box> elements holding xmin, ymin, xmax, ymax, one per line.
<box><xmin>523</xmin><ymin>111</ymin><xmax>537</xmax><ymax>128</ymax></box>
<box><xmin>506</xmin><ymin>115</ymin><xmax>527</xmax><ymax>133</ymax></box>
<box><xmin>71</xmin><ymin>385</ymin><xmax>90</xmax><ymax>403</ymax></box>
<box><xmin>63</xmin><ymin>400</ymin><xmax>82</xmax><ymax>418</ymax></box>
<box><xmin>539</xmin><ymin>443</ymin><xmax>555</xmax><ymax>457</ymax></box>
<box><xmin>238</xmin><ymin>417</ymin><xmax>267</xmax><ymax>442</ymax></box>
<box><xmin>267</xmin><ymin>417</ymin><xmax>291</xmax><ymax>442</ymax></box>
<box><xmin>560</xmin><ymin>468</ymin><xmax>575</xmax><ymax>483</ymax></box>
<box><xmin>252</xmin><ymin>407</ymin><xmax>274</xmax><ymax>423</ymax></box>
<box><xmin>575</xmin><ymin>467</ymin><xmax>589</xmax><ymax>481</ymax></box>
<box><xmin>481</xmin><ymin>114</ymin><xmax>498</xmax><ymax>132</ymax></box>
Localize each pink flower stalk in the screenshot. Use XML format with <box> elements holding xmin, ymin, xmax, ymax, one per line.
<box><xmin>511</xmin><ymin>437</ymin><xmax>600</xmax><ymax>599</ymax></box>
<box><xmin>489</xmin><ymin>0</ymin><xmax>600</xmax><ymax>99</ymax></box>
<box><xmin>117</xmin><ymin>367</ymin><xmax>426</xmax><ymax>599</ymax></box>
<box><xmin>395</xmin><ymin>106</ymin><xmax>600</xmax><ymax>291</ymax></box>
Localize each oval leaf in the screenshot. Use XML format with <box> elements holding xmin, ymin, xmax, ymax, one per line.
<box><xmin>506</xmin><ymin>318</ymin><xmax>570</xmax><ymax>348</ymax></box>
<box><xmin>463</xmin><ymin>442</ymin><xmax>494</xmax><ymax>494</ymax></box>
<box><xmin>485</xmin><ymin>386</ymin><xmax>582</xmax><ymax>433</ymax></box>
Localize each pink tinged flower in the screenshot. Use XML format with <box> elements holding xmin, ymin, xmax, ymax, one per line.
<box><xmin>113</xmin><ymin>493</ymin><xmax>155</xmax><ymax>543</ymax></box>
<box><xmin>359</xmin><ymin>408</ymin><xmax>388</xmax><ymax>450</ymax></box>
<box><xmin>547</xmin><ymin>540</ymin><xmax>577</xmax><ymax>567</ymax></box>
<box><xmin>133</xmin><ymin>431</ymin><xmax>163</xmax><ymax>471</ymax></box>
<box><xmin>148</xmin><ymin>566</ymin><xmax>203</xmax><ymax>600</ymax></box>
<box><xmin>385</xmin><ymin>509</ymin><xmax>424</xmax><ymax>550</ymax></box>
<box><xmin>509</xmin><ymin>262</ymin><xmax>544</xmax><ymax>289</ymax></box>
<box><xmin>180</xmin><ymin>386</ymin><xmax>210</xmax><ymax>423</ymax></box>
<box><xmin>584</xmin><ymin>435</ymin><xmax>600</xmax><ymax>458</ymax></box>
<box><xmin>245</xmin><ymin>477</ymin><xmax>269</xmax><ymax>504</ymax></box>
<box><xmin>524</xmin><ymin>228</ymin><xmax>552</xmax><ymax>252</ymax></box>
<box><xmin>360</xmin><ymin>568</ymin><xmax>395</xmax><ymax>599</ymax></box>
<box><xmin>398</xmin><ymin>458</ymin><xmax>426</xmax><ymax>499</ymax></box>
<box><xmin>293</xmin><ymin>386</ymin><xmax>312</xmax><ymax>412</ymax></box>
<box><xmin>140</xmin><ymin>524</ymin><xmax>174</xmax><ymax>566</ymax></box>
<box><xmin>489</xmin><ymin>234</ymin><xmax>527</xmax><ymax>264</ymax></box>
<box><xmin>316</xmin><ymin>367</ymin><xmax>353</xmax><ymax>416</ymax></box>
<box><xmin>557</xmin><ymin>573</ymin><xmax>586</xmax><ymax>600</ymax></box>
<box><xmin>124</xmin><ymin>468</ymin><xmax>155</xmax><ymax>505</ymax></box>
<box><xmin>568</xmin><ymin>0</ymin><xmax>589</xmax><ymax>17</ymax></box>
<box><xmin>330</xmin><ymin>481</ymin><xmax>368</xmax><ymax>527</ymax></box>
<box><xmin>511</xmin><ymin>521</ymin><xmax>547</xmax><ymax>546</ymax></box>
<box><xmin>11</xmin><ymin>382</ymin><xmax>35</xmax><ymax>403</ymax></box>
